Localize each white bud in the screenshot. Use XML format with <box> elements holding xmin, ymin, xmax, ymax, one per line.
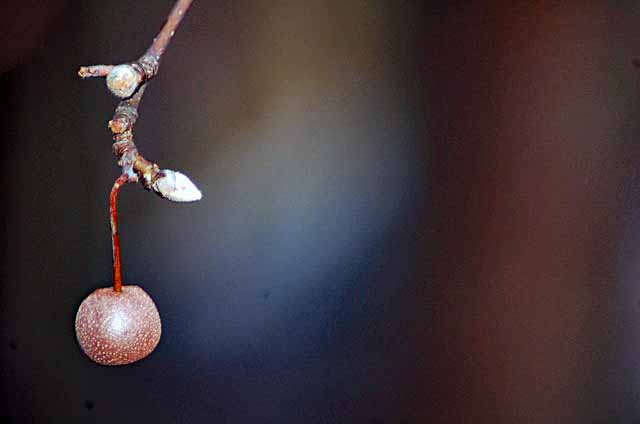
<box><xmin>151</xmin><ymin>169</ymin><xmax>202</xmax><ymax>202</ymax></box>
<box><xmin>106</xmin><ymin>64</ymin><xmax>140</xmax><ymax>98</ymax></box>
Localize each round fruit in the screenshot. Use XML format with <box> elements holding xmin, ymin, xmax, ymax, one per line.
<box><xmin>75</xmin><ymin>285</ymin><xmax>161</xmax><ymax>366</ymax></box>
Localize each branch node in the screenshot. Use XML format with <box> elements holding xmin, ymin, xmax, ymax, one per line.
<box><xmin>108</xmin><ymin>117</ymin><xmax>130</xmax><ymax>134</ymax></box>
<box><xmin>137</xmin><ymin>54</ymin><xmax>160</xmax><ymax>80</ymax></box>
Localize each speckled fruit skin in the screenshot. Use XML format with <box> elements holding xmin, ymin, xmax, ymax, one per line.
<box><xmin>75</xmin><ymin>285</ymin><xmax>161</xmax><ymax>366</ymax></box>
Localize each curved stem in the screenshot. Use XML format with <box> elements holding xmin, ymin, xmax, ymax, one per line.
<box><xmin>110</xmin><ymin>175</ymin><xmax>129</xmax><ymax>292</ymax></box>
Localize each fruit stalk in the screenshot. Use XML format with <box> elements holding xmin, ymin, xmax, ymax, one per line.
<box><xmin>109</xmin><ymin>174</ymin><xmax>129</xmax><ymax>292</ymax></box>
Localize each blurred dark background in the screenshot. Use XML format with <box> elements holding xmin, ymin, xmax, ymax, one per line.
<box><xmin>2</xmin><ymin>1</ymin><xmax>640</xmax><ymax>422</ymax></box>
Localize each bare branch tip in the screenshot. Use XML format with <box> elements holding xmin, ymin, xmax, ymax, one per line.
<box><xmin>78</xmin><ymin>67</ymin><xmax>94</xmax><ymax>78</ymax></box>
<box><xmin>78</xmin><ymin>65</ymin><xmax>114</xmax><ymax>79</ymax></box>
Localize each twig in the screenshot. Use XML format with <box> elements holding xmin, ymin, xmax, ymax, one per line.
<box><xmin>80</xmin><ymin>0</ymin><xmax>201</xmax><ymax>291</ymax></box>
<box><xmin>78</xmin><ymin>65</ymin><xmax>113</xmax><ymax>78</ymax></box>
<box><xmin>79</xmin><ymin>0</ymin><xmax>200</xmax><ymax>201</ymax></box>
<box><xmin>147</xmin><ymin>0</ymin><xmax>193</xmax><ymax>59</ymax></box>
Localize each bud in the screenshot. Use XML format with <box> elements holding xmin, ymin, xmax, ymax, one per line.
<box><xmin>106</xmin><ymin>64</ymin><xmax>141</xmax><ymax>98</ymax></box>
<box><xmin>151</xmin><ymin>169</ymin><xmax>202</xmax><ymax>202</ymax></box>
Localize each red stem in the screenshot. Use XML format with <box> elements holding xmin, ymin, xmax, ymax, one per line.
<box><xmin>110</xmin><ymin>175</ymin><xmax>129</xmax><ymax>292</ymax></box>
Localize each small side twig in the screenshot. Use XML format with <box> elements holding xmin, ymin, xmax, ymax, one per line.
<box><xmin>78</xmin><ymin>65</ymin><xmax>113</xmax><ymax>78</ymax></box>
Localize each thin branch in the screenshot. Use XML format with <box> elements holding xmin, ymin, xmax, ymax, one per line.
<box><xmin>80</xmin><ymin>0</ymin><xmax>201</xmax><ymax>291</ymax></box>
<box><xmin>147</xmin><ymin>0</ymin><xmax>194</xmax><ymax>59</ymax></box>
<box><xmin>79</xmin><ymin>0</ymin><xmax>200</xmax><ymax>201</ymax></box>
